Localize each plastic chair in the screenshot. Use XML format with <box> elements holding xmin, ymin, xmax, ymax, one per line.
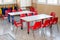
<box><xmin>5</xmin><ymin>9</ymin><xmax>11</xmax><ymax>17</ymax></box>
<box><xmin>12</xmin><ymin>9</ymin><xmax>16</xmax><ymax>12</ymax></box>
<box><xmin>50</xmin><ymin>12</ymin><xmax>56</xmax><ymax>17</ymax></box>
<box><xmin>27</xmin><ymin>13</ymin><xmax>33</xmax><ymax>16</ymax></box>
<box><xmin>13</xmin><ymin>20</ymin><xmax>21</xmax><ymax>34</ymax></box>
<box><xmin>31</xmin><ymin>21</ymin><xmax>42</xmax><ymax>30</ymax></box>
<box><xmin>30</xmin><ymin>21</ymin><xmax>42</xmax><ymax>39</ymax></box>
<box><xmin>18</xmin><ymin>9</ymin><xmax>22</xmax><ymax>11</ymax></box>
<box><xmin>50</xmin><ymin>17</ymin><xmax>59</xmax><ymax>31</ymax></box>
<box><xmin>42</xmin><ymin>19</ymin><xmax>50</xmax><ymax>28</ymax></box>
<box><xmin>30</xmin><ymin>7</ymin><xmax>38</xmax><ymax>15</ymax></box>
<box><xmin>12</xmin><ymin>6</ymin><xmax>16</xmax><ymax>12</ymax></box>
<box><xmin>30</xmin><ymin>21</ymin><xmax>49</xmax><ymax>39</ymax></box>
<box><xmin>50</xmin><ymin>12</ymin><xmax>59</xmax><ymax>32</ymax></box>
<box><xmin>20</xmin><ymin>14</ymin><xmax>27</xmax><ymax>29</ymax></box>
<box><xmin>20</xmin><ymin>14</ymin><xmax>27</xmax><ymax>17</ymax></box>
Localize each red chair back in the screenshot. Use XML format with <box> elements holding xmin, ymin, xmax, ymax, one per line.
<box><xmin>50</xmin><ymin>12</ymin><xmax>56</xmax><ymax>17</ymax></box>
<box><xmin>43</xmin><ymin>19</ymin><xmax>50</xmax><ymax>28</ymax></box>
<box><xmin>5</xmin><ymin>10</ymin><xmax>11</xmax><ymax>16</ymax></box>
<box><xmin>54</xmin><ymin>17</ymin><xmax>58</xmax><ymax>24</ymax></box>
<box><xmin>20</xmin><ymin>14</ymin><xmax>26</xmax><ymax>18</ymax></box>
<box><xmin>27</xmin><ymin>13</ymin><xmax>32</xmax><ymax>16</ymax></box>
<box><xmin>33</xmin><ymin>10</ymin><xmax>38</xmax><ymax>15</ymax></box>
<box><xmin>32</xmin><ymin>21</ymin><xmax>42</xmax><ymax>30</ymax></box>
<box><xmin>12</xmin><ymin>9</ymin><xmax>16</xmax><ymax>12</ymax></box>
<box><xmin>18</xmin><ymin>9</ymin><xmax>22</xmax><ymax>11</ymax></box>
<box><xmin>30</xmin><ymin>7</ymin><xmax>38</xmax><ymax>15</ymax></box>
<box><xmin>14</xmin><ymin>20</ymin><xmax>17</xmax><ymax>26</ymax></box>
<box><xmin>30</xmin><ymin>6</ymin><xmax>35</xmax><ymax>11</ymax></box>
<box><xmin>50</xmin><ymin>17</ymin><xmax>58</xmax><ymax>24</ymax></box>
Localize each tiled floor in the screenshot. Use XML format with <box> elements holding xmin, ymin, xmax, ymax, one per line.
<box><xmin>0</xmin><ymin>17</ymin><xmax>60</xmax><ymax>40</ymax></box>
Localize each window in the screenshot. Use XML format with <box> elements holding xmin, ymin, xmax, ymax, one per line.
<box><xmin>37</xmin><ymin>0</ymin><xmax>59</xmax><ymax>5</ymax></box>
<box><xmin>47</xmin><ymin>0</ymin><xmax>58</xmax><ymax>5</ymax></box>
<box><xmin>3</xmin><ymin>0</ymin><xmax>16</xmax><ymax>4</ymax></box>
<box><xmin>0</xmin><ymin>0</ymin><xmax>2</xmax><ymax>4</ymax></box>
<box><xmin>20</xmin><ymin>0</ymin><xmax>31</xmax><ymax>7</ymax></box>
<box><xmin>37</xmin><ymin>0</ymin><xmax>46</xmax><ymax>4</ymax></box>
<box><xmin>59</xmin><ymin>0</ymin><xmax>60</xmax><ymax>4</ymax></box>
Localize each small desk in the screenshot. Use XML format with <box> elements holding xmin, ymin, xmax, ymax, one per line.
<box><xmin>8</xmin><ymin>11</ymin><xmax>34</xmax><ymax>24</ymax></box>
<box><xmin>20</xmin><ymin>14</ymin><xmax>52</xmax><ymax>34</ymax></box>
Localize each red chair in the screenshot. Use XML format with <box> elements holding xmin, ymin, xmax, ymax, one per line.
<box><xmin>13</xmin><ymin>20</ymin><xmax>21</xmax><ymax>34</ymax></box>
<box><xmin>30</xmin><ymin>7</ymin><xmax>38</xmax><ymax>15</ymax></box>
<box><xmin>27</xmin><ymin>13</ymin><xmax>33</xmax><ymax>16</ymax></box>
<box><xmin>50</xmin><ymin>12</ymin><xmax>59</xmax><ymax>32</ymax></box>
<box><xmin>12</xmin><ymin>9</ymin><xmax>16</xmax><ymax>12</ymax></box>
<box><xmin>50</xmin><ymin>12</ymin><xmax>56</xmax><ymax>17</ymax></box>
<box><xmin>30</xmin><ymin>21</ymin><xmax>42</xmax><ymax>39</ymax></box>
<box><xmin>20</xmin><ymin>14</ymin><xmax>27</xmax><ymax>17</ymax></box>
<box><xmin>2</xmin><ymin>15</ymin><xmax>8</xmax><ymax>20</ymax></box>
<box><xmin>50</xmin><ymin>17</ymin><xmax>59</xmax><ymax>31</ymax></box>
<box><xmin>33</xmin><ymin>10</ymin><xmax>38</xmax><ymax>15</ymax></box>
<box><xmin>31</xmin><ymin>21</ymin><xmax>42</xmax><ymax>30</ymax></box>
<box><xmin>5</xmin><ymin>10</ymin><xmax>11</xmax><ymax>17</ymax></box>
<box><xmin>30</xmin><ymin>6</ymin><xmax>35</xmax><ymax>11</ymax></box>
<box><xmin>18</xmin><ymin>9</ymin><xmax>22</xmax><ymax>11</ymax></box>
<box><xmin>42</xmin><ymin>19</ymin><xmax>50</xmax><ymax>28</ymax></box>
<box><xmin>20</xmin><ymin>14</ymin><xmax>27</xmax><ymax>29</ymax></box>
<box><xmin>30</xmin><ymin>21</ymin><xmax>49</xmax><ymax>39</ymax></box>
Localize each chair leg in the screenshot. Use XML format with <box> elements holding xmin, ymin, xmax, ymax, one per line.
<box><xmin>15</xmin><ymin>27</ymin><xmax>18</xmax><ymax>34</ymax></box>
<box><xmin>13</xmin><ymin>26</ymin><xmax>14</xmax><ymax>32</ymax></box>
<box><xmin>56</xmin><ymin>23</ymin><xmax>59</xmax><ymax>32</ymax></box>
<box><xmin>50</xmin><ymin>25</ymin><xmax>52</xmax><ymax>34</ymax></box>
<box><xmin>32</xmin><ymin>31</ymin><xmax>35</xmax><ymax>40</ymax></box>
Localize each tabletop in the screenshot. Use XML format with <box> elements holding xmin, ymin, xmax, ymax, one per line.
<box><xmin>8</xmin><ymin>11</ymin><xmax>34</xmax><ymax>16</ymax></box>
<box><xmin>20</xmin><ymin>14</ymin><xmax>52</xmax><ymax>22</ymax></box>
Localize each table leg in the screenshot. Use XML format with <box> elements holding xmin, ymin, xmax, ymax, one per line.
<box><xmin>12</xmin><ymin>16</ymin><xmax>14</xmax><ymax>25</ymax></box>
<box><xmin>27</xmin><ymin>22</ymin><xmax>30</xmax><ymax>34</ymax></box>
<box><xmin>20</xmin><ymin>19</ymin><xmax>23</xmax><ymax>30</ymax></box>
<box><xmin>8</xmin><ymin>14</ymin><xmax>10</xmax><ymax>22</ymax></box>
<box><xmin>42</xmin><ymin>19</ymin><xmax>44</xmax><ymax>24</ymax></box>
